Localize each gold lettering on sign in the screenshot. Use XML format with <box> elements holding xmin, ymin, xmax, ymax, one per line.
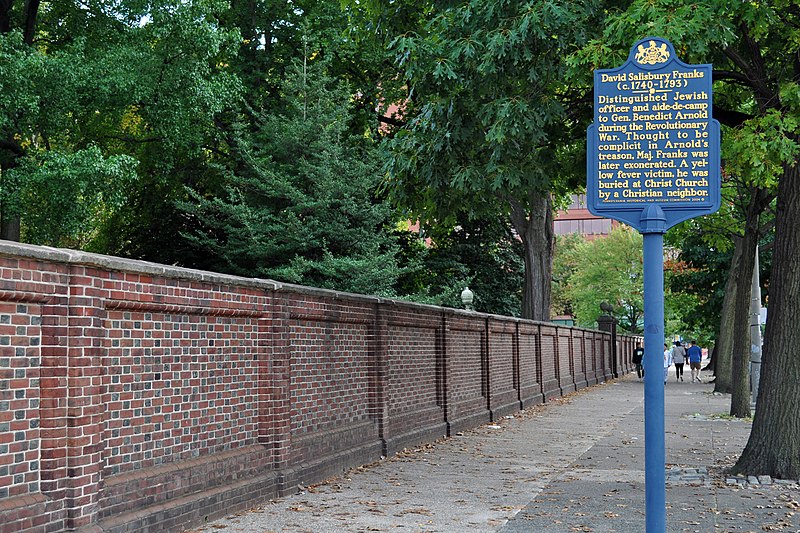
<box><xmin>595</xmin><ymin>60</ymin><xmax>712</xmax><ymax>205</ymax></box>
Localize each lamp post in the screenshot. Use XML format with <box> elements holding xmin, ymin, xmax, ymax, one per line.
<box><xmin>460</xmin><ymin>287</ymin><xmax>474</xmax><ymax>311</ymax></box>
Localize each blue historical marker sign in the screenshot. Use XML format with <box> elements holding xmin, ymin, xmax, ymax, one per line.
<box><xmin>587</xmin><ymin>37</ymin><xmax>721</xmax><ymax>230</ymax></box>
<box><xmin>587</xmin><ymin>38</ymin><xmax>722</xmax><ymax>533</ymax></box>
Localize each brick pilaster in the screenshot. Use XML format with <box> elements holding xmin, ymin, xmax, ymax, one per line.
<box><xmin>64</xmin><ymin>266</ymin><xmax>108</xmax><ymax>529</ymax></box>
<box><xmin>370</xmin><ymin>304</ymin><xmax>388</xmax><ymax>455</ymax></box>
<box><xmin>268</xmin><ymin>291</ymin><xmax>293</xmax><ymax>492</ymax></box>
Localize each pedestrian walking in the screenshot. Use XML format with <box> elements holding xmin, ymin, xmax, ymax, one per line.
<box><xmin>687</xmin><ymin>339</ymin><xmax>703</xmax><ymax>382</ymax></box>
<box><xmin>672</xmin><ymin>341</ymin><xmax>687</xmax><ymax>381</ymax></box>
<box><xmin>663</xmin><ymin>343</ymin><xmax>673</xmax><ymax>384</ymax></box>
<box><xmin>633</xmin><ymin>342</ymin><xmax>644</xmax><ymax>381</ymax></box>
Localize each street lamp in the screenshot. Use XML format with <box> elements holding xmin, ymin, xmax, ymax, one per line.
<box><xmin>460</xmin><ymin>287</ymin><xmax>474</xmax><ymax>311</ymax></box>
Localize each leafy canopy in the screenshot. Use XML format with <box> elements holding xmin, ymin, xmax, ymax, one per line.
<box><xmin>0</xmin><ymin>0</ymin><xmax>241</xmax><ymax>249</ymax></box>
<box><xmin>385</xmin><ymin>0</ymin><xmax>601</xmax><ymax>222</ymax></box>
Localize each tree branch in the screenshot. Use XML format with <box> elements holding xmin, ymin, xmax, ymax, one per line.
<box><xmin>720</xmin><ymin>41</ymin><xmax>774</xmax><ymax>109</ymax></box>
<box><xmin>713</xmin><ymin>105</ymin><xmax>753</xmax><ymax>128</ymax></box>
<box><xmin>795</xmin><ymin>46</ymin><xmax>800</xmax><ymax>84</ymax></box>
<box><xmin>757</xmin><ymin>217</ymin><xmax>775</xmax><ymax>237</ymax></box>
<box><xmin>377</xmin><ymin>114</ymin><xmax>406</xmax><ymax>128</ymax></box>
<box><xmin>721</xmin><ymin>45</ymin><xmax>755</xmax><ymax>83</ymax></box>
<box><xmin>696</xmin><ymin>212</ymin><xmax>740</xmax><ymax>240</ymax></box>
<box><xmin>741</xmin><ymin>25</ymin><xmax>778</xmax><ymax>110</ymax></box>
<box><xmin>506</xmin><ymin>195</ymin><xmax>529</xmax><ymax>240</ymax></box>
<box><xmin>713</xmin><ymin>69</ymin><xmax>753</xmax><ymax>86</ymax></box>
<box><xmin>783</xmin><ymin>2</ymin><xmax>800</xmax><ymax>27</ymax></box>
<box><xmin>202</xmin><ymin>143</ymin><xmax>231</xmax><ymax>159</ymax></box>
<box><xmin>753</xmin><ymin>187</ymin><xmax>776</xmax><ymax>216</ymax></box>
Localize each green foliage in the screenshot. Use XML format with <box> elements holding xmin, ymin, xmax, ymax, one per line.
<box><xmin>553</xmin><ymin>229</ymin><xmax>705</xmax><ymax>339</ymax></box>
<box><xmin>398</xmin><ymin>217</ymin><xmax>524</xmax><ymax>316</ymax></box>
<box><xmin>723</xmin><ymin>111</ymin><xmax>799</xmax><ymax>190</ymax></box>
<box><xmin>570</xmin><ymin>0</ymin><xmax>800</xmax><ymax>196</ymax></box>
<box><xmin>665</xmin><ymin>219</ymin><xmax>772</xmax><ymax>345</ymax></box>
<box><xmin>0</xmin><ymin>0</ymin><xmax>241</xmax><ymax>250</ymax></box>
<box><xmin>386</xmin><ymin>0</ymin><xmax>600</xmax><ymax>218</ymax></box>
<box><xmin>183</xmin><ymin>58</ymin><xmax>402</xmax><ymax>296</ymax></box>
<box><xmin>569</xmin><ymin>0</ymin><xmax>735</xmax><ymax>73</ymax></box>
<box><xmin>561</xmin><ymin>226</ymin><xmax>643</xmax><ymax>333</ymax></box>
<box><xmin>572</xmin><ymin>0</ymin><xmax>796</xmax><ymax>347</ymax></box>
<box><xmin>382</xmin><ymin>0</ymin><xmax>616</xmax><ymax>318</ymax></box>
<box><xmin>551</xmin><ymin>232</ymin><xmax>584</xmax><ymax>318</ymax></box>
<box><xmin>7</xmin><ymin>147</ymin><xmax>137</xmax><ymax>248</ymax></box>
<box><xmin>663</xmin><ymin>276</ymin><xmax>705</xmax><ymax>343</ymax></box>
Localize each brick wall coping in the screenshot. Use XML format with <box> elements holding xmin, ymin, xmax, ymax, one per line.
<box><xmin>0</xmin><ymin>240</ymin><xmax>608</xmax><ymax>331</ymax></box>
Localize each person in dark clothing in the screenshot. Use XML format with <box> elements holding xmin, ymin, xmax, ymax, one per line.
<box><xmin>632</xmin><ymin>342</ymin><xmax>644</xmax><ymax>381</ymax></box>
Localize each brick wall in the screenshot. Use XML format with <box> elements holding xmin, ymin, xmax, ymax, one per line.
<box><xmin>0</xmin><ymin>242</ymin><xmax>639</xmax><ymax>533</ymax></box>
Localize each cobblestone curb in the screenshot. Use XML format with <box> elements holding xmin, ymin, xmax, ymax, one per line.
<box><xmin>665</xmin><ymin>466</ymin><xmax>709</xmax><ymax>485</ymax></box>
<box><xmin>725</xmin><ymin>474</ymin><xmax>800</xmax><ymax>488</ymax></box>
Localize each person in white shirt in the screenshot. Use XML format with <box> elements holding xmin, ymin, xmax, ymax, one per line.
<box><xmin>663</xmin><ymin>343</ymin><xmax>673</xmax><ymax>384</ymax></box>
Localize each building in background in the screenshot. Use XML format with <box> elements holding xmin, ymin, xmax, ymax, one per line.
<box><xmin>554</xmin><ymin>194</ymin><xmax>617</xmax><ymax>239</ymax></box>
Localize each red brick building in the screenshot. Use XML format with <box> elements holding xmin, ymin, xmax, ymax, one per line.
<box><xmin>554</xmin><ymin>194</ymin><xmax>618</xmax><ymax>239</ymax></box>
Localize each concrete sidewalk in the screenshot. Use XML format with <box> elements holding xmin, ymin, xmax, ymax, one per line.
<box><xmin>187</xmin><ymin>369</ymin><xmax>799</xmax><ymax>533</ymax></box>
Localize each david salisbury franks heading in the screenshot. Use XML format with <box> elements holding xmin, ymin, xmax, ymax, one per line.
<box><xmin>599</xmin><ymin>70</ymin><xmax>705</xmax><ymax>83</ymax></box>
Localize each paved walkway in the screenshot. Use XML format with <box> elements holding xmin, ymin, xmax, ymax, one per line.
<box><xmin>187</xmin><ymin>368</ymin><xmax>799</xmax><ymax>533</ymax></box>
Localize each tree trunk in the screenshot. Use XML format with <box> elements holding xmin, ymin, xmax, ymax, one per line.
<box><xmin>716</xmin><ymin>188</ymin><xmax>771</xmax><ymax>410</ymax></box>
<box><xmin>729</xmin><ymin>188</ymin><xmax>772</xmax><ymax>417</ymax></box>
<box><xmin>0</xmin><ymin>161</ymin><xmax>20</xmax><ymax>242</ymax></box>
<box><xmin>0</xmin><ymin>214</ymin><xmax>20</xmax><ymax>241</ymax></box>
<box><xmin>729</xmin><ymin>212</ymin><xmax>760</xmax><ymax>417</ymax></box>
<box><xmin>509</xmin><ymin>191</ymin><xmax>553</xmax><ymax>321</ymax></box>
<box><xmin>0</xmin><ymin>0</ymin><xmax>13</xmax><ymax>33</ymax></box>
<box><xmin>0</xmin><ymin>0</ymin><xmax>36</xmax><ymax>242</ymax></box>
<box><xmin>713</xmin><ymin>238</ymin><xmax>743</xmax><ymax>394</ymax></box>
<box><xmin>733</xmin><ymin>162</ymin><xmax>800</xmax><ymax>479</ymax></box>
<box><xmin>726</xmin><ymin>242</ymin><xmax>752</xmax><ymax>413</ymax></box>
<box><xmin>22</xmin><ymin>0</ymin><xmax>40</xmax><ymax>45</ymax></box>
<box><xmin>704</xmin><ymin>342</ymin><xmax>716</xmax><ymax>374</ymax></box>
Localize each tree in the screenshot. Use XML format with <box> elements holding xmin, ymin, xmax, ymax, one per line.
<box><xmin>574</xmin><ymin>0</ymin><xmax>800</xmax><ymax>478</ymax></box>
<box><xmin>666</xmin><ymin>222</ymin><xmax>735</xmax><ymax>366</ymax></box>
<box><xmin>551</xmin><ymin>232</ymin><xmax>584</xmax><ymax>320</ymax></box>
<box><xmin>662</xmin><ymin>183</ymin><xmax>775</xmax><ymax>404</ymax></box>
<box><xmin>384</xmin><ymin>0</ymin><xmax>608</xmax><ymax>320</ymax></box>
<box><xmin>0</xmin><ymin>1</ymin><xmax>241</xmax><ymax>254</ymax></box>
<box><xmin>562</xmin><ymin>227</ymin><xmax>644</xmax><ymax>333</ymax></box>
<box><xmin>183</xmin><ymin>57</ymin><xmax>402</xmax><ymax>296</ymax></box>
<box><xmin>0</xmin><ymin>2</ymin><xmax>137</xmax><ymax>244</ymax></box>
<box><xmin>400</xmin><ymin>216</ymin><xmax>524</xmax><ymax>315</ymax></box>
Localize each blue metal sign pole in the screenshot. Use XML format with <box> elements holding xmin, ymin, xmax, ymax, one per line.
<box><xmin>587</xmin><ymin>37</ymin><xmax>721</xmax><ymax>532</ymax></box>
<box><xmin>641</xmin><ymin>206</ymin><xmax>666</xmax><ymax>531</ymax></box>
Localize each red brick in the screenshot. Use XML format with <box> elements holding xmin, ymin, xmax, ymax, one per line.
<box><xmin>0</xmin><ymin>245</ymin><xmax>638</xmax><ymax>533</ymax></box>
